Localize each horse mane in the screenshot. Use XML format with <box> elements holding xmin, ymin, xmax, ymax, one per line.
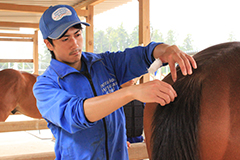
<box><xmin>151</xmin><ymin>42</ymin><xmax>240</xmax><ymax>160</ymax></box>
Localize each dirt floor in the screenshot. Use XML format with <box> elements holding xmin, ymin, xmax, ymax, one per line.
<box><xmin>0</xmin><ymin>115</ymin><xmax>54</xmax><ymax>158</ymax></box>
<box><xmin>0</xmin><ymin>115</ymin><xmax>149</xmax><ymax>160</ymax></box>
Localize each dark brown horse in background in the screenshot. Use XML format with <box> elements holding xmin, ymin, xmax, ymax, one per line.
<box><xmin>0</xmin><ymin>69</ymin><xmax>42</xmax><ymax>121</ymax></box>
<box><xmin>144</xmin><ymin>42</ymin><xmax>240</xmax><ymax>160</ymax></box>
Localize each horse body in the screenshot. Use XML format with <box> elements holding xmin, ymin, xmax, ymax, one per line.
<box><xmin>144</xmin><ymin>42</ymin><xmax>240</xmax><ymax>160</ymax></box>
<box><xmin>199</xmin><ymin>51</ymin><xmax>240</xmax><ymax>159</ymax></box>
<box><xmin>0</xmin><ymin>69</ymin><xmax>42</xmax><ymax>121</ymax></box>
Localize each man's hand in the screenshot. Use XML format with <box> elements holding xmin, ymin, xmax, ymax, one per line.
<box><xmin>127</xmin><ymin>141</ymin><xmax>131</xmax><ymax>149</ymax></box>
<box><xmin>153</xmin><ymin>44</ymin><xmax>197</xmax><ymax>82</ymax></box>
<box><xmin>130</xmin><ymin>79</ymin><xmax>177</xmax><ymax>106</ymax></box>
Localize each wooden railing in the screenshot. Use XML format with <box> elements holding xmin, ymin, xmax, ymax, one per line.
<box><xmin>0</xmin><ymin>31</ymin><xmax>39</xmax><ymax>74</ymax></box>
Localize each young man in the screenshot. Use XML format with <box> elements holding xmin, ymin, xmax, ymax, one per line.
<box><xmin>33</xmin><ymin>4</ymin><xmax>197</xmax><ymax>160</ymax></box>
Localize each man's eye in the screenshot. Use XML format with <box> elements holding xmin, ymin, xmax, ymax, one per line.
<box><xmin>62</xmin><ymin>38</ymin><xmax>68</xmax><ymax>42</ymax></box>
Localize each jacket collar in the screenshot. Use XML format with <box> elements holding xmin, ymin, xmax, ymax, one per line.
<box><xmin>49</xmin><ymin>52</ymin><xmax>102</xmax><ymax>78</ymax></box>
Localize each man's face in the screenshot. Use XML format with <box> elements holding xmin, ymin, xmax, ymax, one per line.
<box><xmin>46</xmin><ymin>27</ymin><xmax>83</xmax><ymax>70</ymax></box>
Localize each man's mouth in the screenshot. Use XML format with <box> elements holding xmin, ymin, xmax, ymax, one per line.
<box><xmin>70</xmin><ymin>49</ymin><xmax>81</xmax><ymax>55</ymax></box>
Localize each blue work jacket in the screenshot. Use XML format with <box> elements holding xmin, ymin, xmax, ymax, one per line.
<box><xmin>33</xmin><ymin>42</ymin><xmax>161</xmax><ymax>160</ymax></box>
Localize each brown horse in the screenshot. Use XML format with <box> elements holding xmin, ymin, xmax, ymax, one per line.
<box><xmin>0</xmin><ymin>69</ymin><xmax>42</xmax><ymax>121</ymax></box>
<box><xmin>144</xmin><ymin>42</ymin><xmax>240</xmax><ymax>160</ymax></box>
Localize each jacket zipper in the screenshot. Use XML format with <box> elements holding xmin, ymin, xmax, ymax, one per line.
<box><xmin>82</xmin><ymin>71</ymin><xmax>109</xmax><ymax>160</ymax></box>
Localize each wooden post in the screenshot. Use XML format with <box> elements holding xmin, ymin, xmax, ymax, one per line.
<box><xmin>138</xmin><ymin>0</ymin><xmax>150</xmax><ymax>46</ymax></box>
<box><xmin>85</xmin><ymin>5</ymin><xmax>94</xmax><ymax>52</ymax></box>
<box><xmin>33</xmin><ymin>30</ymin><xmax>39</xmax><ymax>74</ymax></box>
<box><xmin>138</xmin><ymin>0</ymin><xmax>150</xmax><ymax>83</ymax></box>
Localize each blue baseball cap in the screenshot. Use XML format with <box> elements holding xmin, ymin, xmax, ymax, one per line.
<box><xmin>39</xmin><ymin>5</ymin><xmax>90</xmax><ymax>39</ymax></box>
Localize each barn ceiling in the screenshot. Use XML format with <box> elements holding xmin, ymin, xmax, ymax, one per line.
<box><xmin>0</xmin><ymin>0</ymin><xmax>132</xmax><ymax>30</ymax></box>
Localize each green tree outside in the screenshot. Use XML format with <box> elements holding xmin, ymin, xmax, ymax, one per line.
<box><xmin>180</xmin><ymin>34</ymin><xmax>194</xmax><ymax>52</ymax></box>
<box><xmin>165</xmin><ymin>30</ymin><xmax>177</xmax><ymax>45</ymax></box>
<box><xmin>228</xmin><ymin>32</ymin><xmax>236</xmax><ymax>42</ymax></box>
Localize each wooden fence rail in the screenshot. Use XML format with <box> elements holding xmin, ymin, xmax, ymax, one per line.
<box><xmin>0</xmin><ymin>119</ymin><xmax>48</xmax><ymax>132</ymax></box>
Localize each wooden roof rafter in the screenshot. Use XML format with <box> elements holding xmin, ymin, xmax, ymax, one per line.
<box><xmin>0</xmin><ymin>0</ymin><xmax>132</xmax><ymax>30</ymax></box>
<box><xmin>0</xmin><ymin>21</ymin><xmax>39</xmax><ymax>29</ymax></box>
<box><xmin>74</xmin><ymin>0</ymin><xmax>106</xmax><ymax>9</ymax></box>
<box><xmin>0</xmin><ymin>2</ymin><xmax>88</xmax><ymax>16</ymax></box>
<box><xmin>0</xmin><ymin>3</ymin><xmax>47</xmax><ymax>14</ymax></box>
<box><xmin>0</xmin><ymin>32</ymin><xmax>34</xmax><ymax>42</ymax></box>
<box><xmin>0</xmin><ymin>2</ymin><xmax>90</xmax><ymax>29</ymax></box>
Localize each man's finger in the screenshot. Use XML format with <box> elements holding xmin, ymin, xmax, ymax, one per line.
<box><xmin>181</xmin><ymin>54</ymin><xmax>193</xmax><ymax>75</ymax></box>
<box><xmin>187</xmin><ymin>55</ymin><xmax>197</xmax><ymax>69</ymax></box>
<box><xmin>168</xmin><ymin>61</ymin><xmax>178</xmax><ymax>82</ymax></box>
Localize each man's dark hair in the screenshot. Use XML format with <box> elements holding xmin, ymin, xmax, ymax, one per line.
<box><xmin>46</xmin><ymin>24</ymin><xmax>83</xmax><ymax>59</ymax></box>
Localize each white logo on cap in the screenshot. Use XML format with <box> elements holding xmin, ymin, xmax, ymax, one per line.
<box><xmin>52</xmin><ymin>7</ymin><xmax>72</xmax><ymax>21</ymax></box>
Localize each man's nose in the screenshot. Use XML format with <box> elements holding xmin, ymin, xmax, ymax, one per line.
<box><xmin>71</xmin><ymin>37</ymin><xmax>79</xmax><ymax>47</ymax></box>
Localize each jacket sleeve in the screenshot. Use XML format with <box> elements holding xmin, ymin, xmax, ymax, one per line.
<box><xmin>33</xmin><ymin>75</ymin><xmax>96</xmax><ymax>134</ymax></box>
<box><xmin>100</xmin><ymin>42</ymin><xmax>162</xmax><ymax>85</ymax></box>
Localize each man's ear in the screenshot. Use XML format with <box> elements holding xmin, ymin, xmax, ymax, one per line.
<box><xmin>44</xmin><ymin>39</ymin><xmax>54</xmax><ymax>51</ymax></box>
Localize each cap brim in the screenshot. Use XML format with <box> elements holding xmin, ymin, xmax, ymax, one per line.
<box><xmin>48</xmin><ymin>21</ymin><xmax>90</xmax><ymax>39</ymax></box>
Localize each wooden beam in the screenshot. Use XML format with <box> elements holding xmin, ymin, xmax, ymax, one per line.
<box><xmin>0</xmin><ymin>119</ymin><xmax>48</xmax><ymax>133</ymax></box>
<box><xmin>0</xmin><ymin>27</ymin><xmax>20</xmax><ymax>31</ymax></box>
<box><xmin>0</xmin><ymin>38</ymin><xmax>33</xmax><ymax>42</ymax></box>
<box><xmin>0</xmin><ymin>33</ymin><xmax>34</xmax><ymax>38</ymax></box>
<box><xmin>0</xmin><ymin>3</ymin><xmax>88</xmax><ymax>17</ymax></box>
<box><xmin>74</xmin><ymin>0</ymin><xmax>106</xmax><ymax>9</ymax></box>
<box><xmin>0</xmin><ymin>3</ymin><xmax>47</xmax><ymax>14</ymax></box>
<box><xmin>85</xmin><ymin>5</ymin><xmax>94</xmax><ymax>52</ymax></box>
<box><xmin>0</xmin><ymin>32</ymin><xmax>34</xmax><ymax>43</ymax></box>
<box><xmin>0</xmin><ymin>59</ymin><xmax>33</xmax><ymax>63</ymax></box>
<box><xmin>0</xmin><ymin>21</ymin><xmax>39</xmax><ymax>29</ymax></box>
<box><xmin>75</xmin><ymin>9</ymin><xmax>89</xmax><ymax>17</ymax></box>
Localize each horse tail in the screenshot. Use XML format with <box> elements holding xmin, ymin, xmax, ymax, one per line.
<box><xmin>151</xmin><ymin>70</ymin><xmax>203</xmax><ymax>160</ymax></box>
